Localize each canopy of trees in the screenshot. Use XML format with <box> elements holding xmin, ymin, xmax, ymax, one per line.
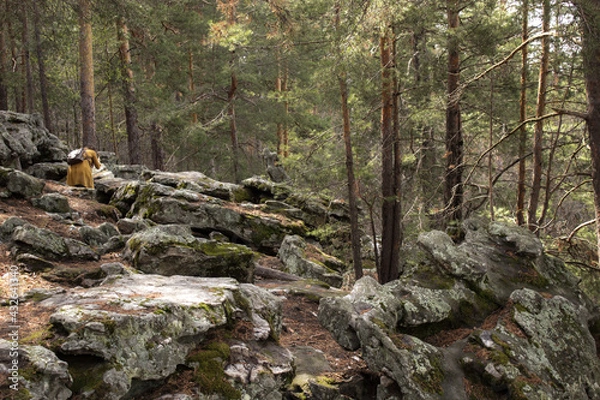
<box><xmin>2</xmin><ymin>0</ymin><xmax>600</xmax><ymax>283</ymax></box>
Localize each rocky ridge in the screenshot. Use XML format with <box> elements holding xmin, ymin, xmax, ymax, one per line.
<box><xmin>0</xmin><ymin>111</ymin><xmax>599</xmax><ymax>400</ymax></box>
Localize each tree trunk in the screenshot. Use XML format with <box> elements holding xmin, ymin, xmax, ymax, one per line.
<box><xmin>224</xmin><ymin>0</ymin><xmax>240</xmax><ymax>182</ymax></box>
<box><xmin>576</xmin><ymin>0</ymin><xmax>600</xmax><ymax>266</ymax></box>
<box><xmin>339</xmin><ymin>72</ymin><xmax>363</xmax><ymax>280</ymax></box>
<box><xmin>516</xmin><ymin>0</ymin><xmax>529</xmax><ymax>226</ymax></box>
<box><xmin>276</xmin><ymin>53</ymin><xmax>289</xmax><ymax>158</ymax></box>
<box><xmin>444</xmin><ymin>0</ymin><xmax>463</xmax><ymax>225</ymax></box>
<box><xmin>151</xmin><ymin>122</ymin><xmax>165</xmax><ymax>171</ymax></box>
<box><xmin>21</xmin><ymin>0</ymin><xmax>34</xmax><ymax>114</ymax></box>
<box><xmin>379</xmin><ymin>30</ymin><xmax>400</xmax><ymax>284</ymax></box>
<box><xmin>117</xmin><ymin>17</ymin><xmax>141</xmax><ymax>165</ymax></box>
<box><xmin>527</xmin><ymin>0</ymin><xmax>550</xmax><ymax>234</ymax></box>
<box><xmin>189</xmin><ymin>51</ymin><xmax>197</xmax><ymax>124</ymax></box>
<box><xmin>488</xmin><ymin>74</ymin><xmax>495</xmax><ymax>220</ymax></box>
<box><xmin>0</xmin><ymin>0</ymin><xmax>8</xmax><ymax>110</ymax></box>
<box><xmin>228</xmin><ymin>69</ymin><xmax>240</xmax><ymax>182</ymax></box>
<box><xmin>33</xmin><ymin>0</ymin><xmax>51</xmax><ymax>131</ymax></box>
<box><xmin>78</xmin><ymin>0</ymin><xmax>97</xmax><ymax>148</ymax></box>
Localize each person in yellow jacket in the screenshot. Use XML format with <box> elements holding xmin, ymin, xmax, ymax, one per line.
<box><xmin>66</xmin><ymin>147</ymin><xmax>102</xmax><ymax>189</ymax></box>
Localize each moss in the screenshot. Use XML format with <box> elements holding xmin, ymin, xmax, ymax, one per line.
<box><xmin>101</xmin><ymin>318</ymin><xmax>117</xmax><ymax>335</ymax></box>
<box><xmin>186</xmin><ymin>342</ymin><xmax>240</xmax><ymax>399</ymax></box>
<box><xmin>96</xmin><ymin>204</ymin><xmax>119</xmax><ymax>219</ymax></box>
<box><xmin>413</xmin><ymin>354</ymin><xmax>444</xmax><ymax>395</ymax></box>
<box><xmin>66</xmin><ymin>357</ymin><xmax>112</xmax><ymax>395</ymax></box>
<box><xmin>244</xmin><ymin>215</ymin><xmax>282</xmax><ymax>245</ymax></box>
<box><xmin>199</xmin><ymin>241</ymin><xmax>255</xmax><ymax>260</ymax></box>
<box><xmin>9</xmin><ymin>387</ymin><xmax>32</xmax><ymax>400</ymax></box>
<box><xmin>232</xmin><ymin>187</ymin><xmax>252</xmax><ymax>203</ymax></box>
<box><xmin>508</xmin><ymin>376</ymin><xmax>535</xmax><ymax>400</ymax></box>
<box><xmin>21</xmin><ymin>324</ymin><xmax>54</xmax><ymax>345</ymax></box>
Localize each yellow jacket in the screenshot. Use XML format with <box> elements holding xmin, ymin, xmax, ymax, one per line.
<box><xmin>66</xmin><ymin>148</ymin><xmax>102</xmax><ymax>189</ymax></box>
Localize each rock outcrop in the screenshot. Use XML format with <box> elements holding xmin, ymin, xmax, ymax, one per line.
<box><xmin>319</xmin><ymin>218</ymin><xmax>600</xmax><ymax>400</ymax></box>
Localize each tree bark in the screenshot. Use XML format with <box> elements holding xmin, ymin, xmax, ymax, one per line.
<box><xmin>228</xmin><ymin>69</ymin><xmax>240</xmax><ymax>182</ymax></box>
<box><xmin>150</xmin><ymin>122</ymin><xmax>165</xmax><ymax>170</ymax></box>
<box><xmin>117</xmin><ymin>17</ymin><xmax>141</xmax><ymax>165</ymax></box>
<box><xmin>0</xmin><ymin>0</ymin><xmax>8</xmax><ymax>110</ymax></box>
<box><xmin>33</xmin><ymin>0</ymin><xmax>52</xmax><ymax>131</ymax></box>
<box><xmin>276</xmin><ymin>53</ymin><xmax>289</xmax><ymax>158</ymax></box>
<box><xmin>224</xmin><ymin>0</ymin><xmax>240</xmax><ymax>183</ymax></box>
<box><xmin>575</xmin><ymin>0</ymin><xmax>600</xmax><ymax>266</ymax></box>
<box><xmin>444</xmin><ymin>0</ymin><xmax>463</xmax><ymax>224</ymax></box>
<box><xmin>516</xmin><ymin>0</ymin><xmax>528</xmax><ymax>226</ymax></box>
<box><xmin>78</xmin><ymin>0</ymin><xmax>97</xmax><ymax>148</ymax></box>
<box><xmin>21</xmin><ymin>0</ymin><xmax>34</xmax><ymax>114</ymax></box>
<box><xmin>379</xmin><ymin>30</ymin><xmax>401</xmax><ymax>284</ymax></box>
<box><xmin>527</xmin><ymin>0</ymin><xmax>550</xmax><ymax>234</ymax></box>
<box><xmin>339</xmin><ymin>72</ymin><xmax>363</xmax><ymax>280</ymax></box>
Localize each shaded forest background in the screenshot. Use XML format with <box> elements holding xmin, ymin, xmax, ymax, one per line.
<box><xmin>2</xmin><ymin>0</ymin><xmax>600</xmax><ymax>285</ymax></box>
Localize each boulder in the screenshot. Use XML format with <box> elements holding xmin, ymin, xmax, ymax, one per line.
<box><xmin>0</xmin><ymin>167</ymin><xmax>45</xmax><ymax>198</ymax></box>
<box><xmin>123</xmin><ymin>224</ymin><xmax>256</xmax><ymax>282</ymax></box>
<box><xmin>143</xmin><ymin>170</ymin><xmax>246</xmax><ymax>201</ymax></box>
<box><xmin>119</xmin><ymin>183</ymin><xmax>306</xmax><ymax>253</ymax></box>
<box><xmin>10</xmin><ymin>223</ymin><xmax>99</xmax><ymax>261</ymax></box>
<box><xmin>39</xmin><ymin>274</ymin><xmax>287</xmax><ymax>399</ymax></box>
<box><xmin>319</xmin><ymin>219</ymin><xmax>600</xmax><ymax>399</ymax></box>
<box><xmin>0</xmin><ymin>111</ymin><xmax>68</xmax><ymax>167</ymax></box>
<box><xmin>462</xmin><ymin>288</ymin><xmax>600</xmax><ymax>399</ymax></box>
<box><xmin>30</xmin><ymin>193</ymin><xmax>71</xmax><ymax>214</ymax></box>
<box><xmin>26</xmin><ymin>161</ymin><xmax>68</xmax><ymax>181</ymax></box>
<box><xmin>0</xmin><ymin>339</ymin><xmax>72</xmax><ymax>400</ymax></box>
<box><xmin>278</xmin><ymin>235</ymin><xmax>345</xmax><ymax>288</ymax></box>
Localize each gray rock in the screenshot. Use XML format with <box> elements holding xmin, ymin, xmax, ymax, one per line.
<box><xmin>40</xmin><ymin>274</ymin><xmax>284</xmax><ymax>399</ymax></box>
<box><xmin>144</xmin><ymin>170</ymin><xmax>244</xmax><ymax>201</ymax></box>
<box><xmin>0</xmin><ymin>216</ymin><xmax>27</xmax><ymax>241</ymax></box>
<box><xmin>16</xmin><ymin>253</ymin><xmax>57</xmax><ymax>272</ymax></box>
<box><xmin>11</xmin><ymin>223</ymin><xmax>70</xmax><ymax>260</ymax></box>
<box><xmin>123</xmin><ymin>183</ymin><xmax>304</xmax><ymax>253</ymax></box>
<box><xmin>31</xmin><ymin>193</ymin><xmax>71</xmax><ymax>214</ymax></box>
<box><xmin>1</xmin><ymin>168</ymin><xmax>45</xmax><ymax>198</ymax></box>
<box><xmin>123</xmin><ymin>224</ymin><xmax>256</xmax><ymax>282</ymax></box>
<box><xmin>116</xmin><ymin>217</ymin><xmax>153</xmax><ymax>234</ymax></box>
<box><xmin>278</xmin><ymin>235</ymin><xmax>344</xmax><ymax>287</ymax></box>
<box><xmin>78</xmin><ymin>225</ymin><xmax>110</xmax><ymax>247</ymax></box>
<box><xmin>319</xmin><ymin>220</ymin><xmax>600</xmax><ymax>400</ymax></box>
<box><xmin>0</xmin><ymin>339</ymin><xmax>72</xmax><ymax>400</ymax></box>
<box><xmin>0</xmin><ymin>111</ymin><xmax>68</xmax><ymax>167</ymax></box>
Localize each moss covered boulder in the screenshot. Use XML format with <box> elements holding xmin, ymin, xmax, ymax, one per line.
<box><xmin>123</xmin><ymin>224</ymin><xmax>256</xmax><ymax>282</ymax></box>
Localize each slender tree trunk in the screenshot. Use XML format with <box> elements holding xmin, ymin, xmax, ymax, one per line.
<box><xmin>516</xmin><ymin>0</ymin><xmax>529</xmax><ymax>226</ymax></box>
<box><xmin>189</xmin><ymin>51</ymin><xmax>198</xmax><ymax>124</ymax></box>
<box><xmin>575</xmin><ymin>0</ymin><xmax>600</xmax><ymax>266</ymax></box>
<box><xmin>151</xmin><ymin>122</ymin><xmax>165</xmax><ymax>171</ymax></box>
<box><xmin>33</xmin><ymin>0</ymin><xmax>51</xmax><ymax>131</ymax></box>
<box><xmin>445</xmin><ymin>0</ymin><xmax>463</xmax><ymax>225</ymax></box>
<box><xmin>339</xmin><ymin>72</ymin><xmax>363</xmax><ymax>280</ymax></box>
<box><xmin>0</xmin><ymin>0</ymin><xmax>8</xmax><ymax>110</ymax></box>
<box><xmin>228</xmin><ymin>69</ymin><xmax>239</xmax><ymax>182</ymax></box>
<box><xmin>224</xmin><ymin>0</ymin><xmax>240</xmax><ymax>182</ymax></box>
<box><xmin>117</xmin><ymin>17</ymin><xmax>141</xmax><ymax>165</ymax></box>
<box><xmin>392</xmin><ymin>37</ymin><xmax>403</xmax><ymax>275</ymax></box>
<box><xmin>276</xmin><ymin>53</ymin><xmax>289</xmax><ymax>158</ymax></box>
<box><xmin>21</xmin><ymin>1</ymin><xmax>34</xmax><ymax>114</ymax></box>
<box><xmin>379</xmin><ymin>30</ymin><xmax>400</xmax><ymax>284</ymax></box>
<box><xmin>527</xmin><ymin>0</ymin><xmax>550</xmax><ymax>233</ymax></box>
<box><xmin>78</xmin><ymin>0</ymin><xmax>97</xmax><ymax>148</ymax></box>
<box><xmin>334</xmin><ymin>2</ymin><xmax>362</xmax><ymax>279</ymax></box>
<box><xmin>488</xmin><ymin>73</ymin><xmax>495</xmax><ymax>220</ymax></box>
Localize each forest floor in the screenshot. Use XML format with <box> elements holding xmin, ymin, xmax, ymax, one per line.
<box><xmin>0</xmin><ymin>181</ymin><xmax>374</xmax><ymax>397</ymax></box>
